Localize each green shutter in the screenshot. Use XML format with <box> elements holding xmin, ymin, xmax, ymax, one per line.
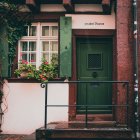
<box><xmin>60</xmin><ymin>16</ymin><xmax>72</xmax><ymax>78</ymax></box>
<box><xmin>0</xmin><ymin>24</ymin><xmax>9</xmax><ymax>78</ymax></box>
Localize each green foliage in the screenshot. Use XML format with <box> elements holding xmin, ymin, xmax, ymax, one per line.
<box><xmin>0</xmin><ymin>0</ymin><xmax>31</xmax><ymax>61</ymax></box>
<box><xmin>36</xmin><ymin>58</ymin><xmax>58</xmax><ymax>82</ymax></box>
<box><xmin>14</xmin><ymin>58</ymin><xmax>58</xmax><ymax>82</ymax></box>
<box><xmin>14</xmin><ymin>60</ymin><xmax>36</xmax><ymax>78</ymax></box>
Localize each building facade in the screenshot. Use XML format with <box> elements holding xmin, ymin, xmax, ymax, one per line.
<box><xmin>0</xmin><ymin>0</ymin><xmax>140</xmax><ymax>139</ymax></box>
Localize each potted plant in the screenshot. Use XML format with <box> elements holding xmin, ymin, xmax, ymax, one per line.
<box><xmin>14</xmin><ymin>60</ymin><xmax>36</xmax><ymax>79</ymax></box>
<box><xmin>14</xmin><ymin>58</ymin><xmax>58</xmax><ymax>82</ymax></box>
<box><xmin>35</xmin><ymin>58</ymin><xmax>58</xmax><ymax>82</ymax></box>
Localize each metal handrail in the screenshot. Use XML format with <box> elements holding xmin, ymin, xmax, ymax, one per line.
<box><xmin>41</xmin><ymin>80</ymin><xmax>129</xmax><ymax>129</ymax></box>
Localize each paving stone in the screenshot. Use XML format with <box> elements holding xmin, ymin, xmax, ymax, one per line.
<box><xmin>0</xmin><ymin>133</ymin><xmax>35</xmax><ymax>140</ymax></box>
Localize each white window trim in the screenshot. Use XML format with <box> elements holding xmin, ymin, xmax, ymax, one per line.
<box><xmin>18</xmin><ymin>22</ymin><xmax>58</xmax><ymax>69</ymax></box>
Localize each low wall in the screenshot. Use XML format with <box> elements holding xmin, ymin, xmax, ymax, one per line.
<box><xmin>1</xmin><ymin>80</ymin><xmax>68</xmax><ymax>134</ymax></box>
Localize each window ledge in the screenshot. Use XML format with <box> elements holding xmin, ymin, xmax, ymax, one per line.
<box><xmin>7</xmin><ymin>78</ymin><xmax>63</xmax><ymax>83</ymax></box>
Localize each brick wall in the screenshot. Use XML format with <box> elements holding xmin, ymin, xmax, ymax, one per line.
<box><xmin>116</xmin><ymin>0</ymin><xmax>134</xmax><ymax>126</ymax></box>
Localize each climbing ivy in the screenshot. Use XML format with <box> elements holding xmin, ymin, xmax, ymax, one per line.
<box><xmin>0</xmin><ymin>1</ymin><xmax>32</xmax><ymax>124</ymax></box>
<box><xmin>0</xmin><ymin>0</ymin><xmax>32</xmax><ymax>62</ymax></box>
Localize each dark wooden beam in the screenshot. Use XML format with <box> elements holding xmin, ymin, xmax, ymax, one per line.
<box><xmin>102</xmin><ymin>0</ymin><xmax>111</xmax><ymax>14</ymax></box>
<box><xmin>26</xmin><ymin>0</ymin><xmax>40</xmax><ymax>13</ymax></box>
<box><xmin>71</xmin><ymin>0</ymin><xmax>102</xmax><ymax>4</ymax></box>
<box><xmin>63</xmin><ymin>0</ymin><xmax>74</xmax><ymax>13</ymax></box>
<box><xmin>13</xmin><ymin>0</ymin><xmax>102</xmax><ymax>4</ymax></box>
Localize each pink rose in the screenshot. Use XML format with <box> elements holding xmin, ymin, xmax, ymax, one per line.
<box><xmin>44</xmin><ymin>62</ymin><xmax>48</xmax><ymax>65</ymax></box>
<box><xmin>39</xmin><ymin>74</ymin><xmax>43</xmax><ymax>78</ymax></box>
<box><xmin>42</xmin><ymin>77</ymin><xmax>47</xmax><ymax>81</ymax></box>
<box><xmin>22</xmin><ymin>60</ymin><xmax>28</xmax><ymax>64</ymax></box>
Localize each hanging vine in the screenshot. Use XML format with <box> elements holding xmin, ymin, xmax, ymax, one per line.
<box><xmin>0</xmin><ymin>1</ymin><xmax>32</xmax><ymax>132</ymax></box>
<box><xmin>0</xmin><ymin>0</ymin><xmax>32</xmax><ymax>62</ymax></box>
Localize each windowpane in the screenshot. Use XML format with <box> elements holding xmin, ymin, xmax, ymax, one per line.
<box><xmin>19</xmin><ymin>22</ymin><xmax>58</xmax><ymax>67</ymax></box>
<box><xmin>29</xmin><ymin>42</ymin><xmax>36</xmax><ymax>51</ymax></box>
<box><xmin>42</xmin><ymin>42</ymin><xmax>49</xmax><ymax>51</ymax></box>
<box><xmin>42</xmin><ymin>26</ymin><xmax>49</xmax><ymax>36</ymax></box>
<box><xmin>29</xmin><ymin>26</ymin><xmax>37</xmax><ymax>36</ymax></box>
<box><xmin>52</xmin><ymin>53</ymin><xmax>58</xmax><ymax>64</ymax></box>
<box><xmin>51</xmin><ymin>41</ymin><xmax>58</xmax><ymax>51</ymax></box>
<box><xmin>52</xmin><ymin>53</ymin><xmax>58</xmax><ymax>58</ymax></box>
<box><xmin>30</xmin><ymin>53</ymin><xmax>36</xmax><ymax>62</ymax></box>
<box><xmin>22</xmin><ymin>53</ymin><xmax>28</xmax><ymax>61</ymax></box>
<box><xmin>42</xmin><ymin>53</ymin><xmax>49</xmax><ymax>62</ymax></box>
<box><xmin>52</xmin><ymin>26</ymin><xmax>58</xmax><ymax>36</ymax></box>
<box><xmin>21</xmin><ymin>42</ymin><xmax>28</xmax><ymax>51</ymax></box>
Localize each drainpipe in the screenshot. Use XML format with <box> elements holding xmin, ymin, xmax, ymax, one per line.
<box><xmin>133</xmin><ymin>0</ymin><xmax>140</xmax><ymax>139</ymax></box>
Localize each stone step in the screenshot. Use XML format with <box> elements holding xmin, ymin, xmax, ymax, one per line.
<box><xmin>68</xmin><ymin>121</ymin><xmax>117</xmax><ymax>128</ymax></box>
<box><xmin>36</xmin><ymin>127</ymin><xmax>134</xmax><ymax>139</ymax></box>
<box><xmin>75</xmin><ymin>114</ymin><xmax>113</xmax><ymax>121</ymax></box>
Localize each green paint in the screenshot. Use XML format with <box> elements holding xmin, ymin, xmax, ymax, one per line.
<box><xmin>77</xmin><ymin>38</ymin><xmax>112</xmax><ymax>114</ymax></box>
<box><xmin>59</xmin><ymin>16</ymin><xmax>72</xmax><ymax>78</ymax></box>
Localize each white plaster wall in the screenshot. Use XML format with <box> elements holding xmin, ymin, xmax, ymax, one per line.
<box><xmin>75</xmin><ymin>4</ymin><xmax>102</xmax><ymax>12</ymax></box>
<box><xmin>40</xmin><ymin>4</ymin><xmax>102</xmax><ymax>12</ymax></box>
<box><xmin>66</xmin><ymin>3</ymin><xmax>115</xmax><ymax>30</ymax></box>
<box><xmin>41</xmin><ymin>4</ymin><xmax>66</xmax><ymax>12</ymax></box>
<box><xmin>1</xmin><ymin>81</ymin><xmax>68</xmax><ymax>134</ymax></box>
<box><xmin>66</xmin><ymin>14</ymin><xmax>115</xmax><ymax>29</ymax></box>
<box><xmin>47</xmin><ymin>84</ymin><xmax>69</xmax><ymax>123</ymax></box>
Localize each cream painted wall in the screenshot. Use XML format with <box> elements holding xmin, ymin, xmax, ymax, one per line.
<box><xmin>40</xmin><ymin>4</ymin><xmax>102</xmax><ymax>12</ymax></box>
<box><xmin>1</xmin><ymin>81</ymin><xmax>68</xmax><ymax>134</ymax></box>
<box><xmin>66</xmin><ymin>14</ymin><xmax>115</xmax><ymax>29</ymax></box>
<box><xmin>41</xmin><ymin>4</ymin><xmax>66</xmax><ymax>12</ymax></box>
<box><xmin>75</xmin><ymin>4</ymin><xmax>102</xmax><ymax>12</ymax></box>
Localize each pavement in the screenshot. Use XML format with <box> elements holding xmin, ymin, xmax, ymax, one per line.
<box><xmin>0</xmin><ymin>133</ymin><xmax>35</xmax><ymax>140</ymax></box>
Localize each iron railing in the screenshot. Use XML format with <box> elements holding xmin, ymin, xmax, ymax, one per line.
<box><xmin>41</xmin><ymin>81</ymin><xmax>129</xmax><ymax>129</ymax></box>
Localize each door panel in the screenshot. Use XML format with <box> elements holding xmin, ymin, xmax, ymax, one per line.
<box><xmin>77</xmin><ymin>38</ymin><xmax>112</xmax><ymax>114</ymax></box>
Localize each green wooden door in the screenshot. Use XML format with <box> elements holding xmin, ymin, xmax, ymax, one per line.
<box><xmin>77</xmin><ymin>38</ymin><xmax>112</xmax><ymax>114</ymax></box>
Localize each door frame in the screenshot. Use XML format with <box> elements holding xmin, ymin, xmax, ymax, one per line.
<box><xmin>69</xmin><ymin>29</ymin><xmax>116</xmax><ymax>121</ymax></box>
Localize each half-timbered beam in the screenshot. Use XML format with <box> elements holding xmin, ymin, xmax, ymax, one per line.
<box><xmin>26</xmin><ymin>0</ymin><xmax>40</xmax><ymax>13</ymax></box>
<box><xmin>63</xmin><ymin>0</ymin><xmax>74</xmax><ymax>13</ymax></box>
<box><xmin>102</xmin><ymin>0</ymin><xmax>111</xmax><ymax>14</ymax></box>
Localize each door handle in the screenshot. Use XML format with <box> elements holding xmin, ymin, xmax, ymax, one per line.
<box><xmin>92</xmin><ymin>72</ymin><xmax>98</xmax><ymax>78</ymax></box>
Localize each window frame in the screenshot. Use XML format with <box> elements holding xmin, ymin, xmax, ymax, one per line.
<box><xmin>18</xmin><ymin>22</ymin><xmax>58</xmax><ymax>69</ymax></box>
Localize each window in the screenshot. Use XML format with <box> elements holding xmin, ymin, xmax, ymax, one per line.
<box><xmin>18</xmin><ymin>22</ymin><xmax>58</xmax><ymax>68</ymax></box>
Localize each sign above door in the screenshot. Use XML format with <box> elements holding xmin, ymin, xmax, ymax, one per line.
<box><xmin>66</xmin><ymin>14</ymin><xmax>115</xmax><ymax>29</ymax></box>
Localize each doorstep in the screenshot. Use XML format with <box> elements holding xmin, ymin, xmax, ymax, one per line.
<box><xmin>36</xmin><ymin>121</ymin><xmax>134</xmax><ymax>140</ymax></box>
